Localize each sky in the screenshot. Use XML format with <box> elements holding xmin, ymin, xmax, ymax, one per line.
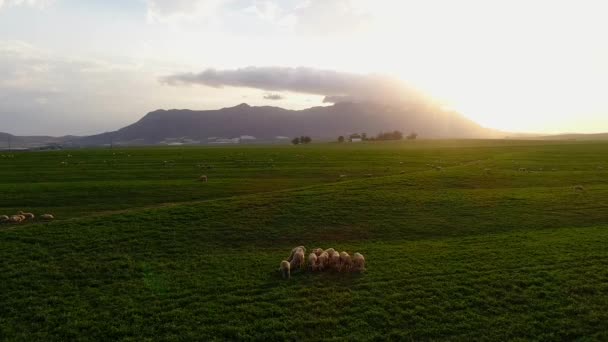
<box><xmin>0</xmin><ymin>0</ymin><xmax>607</xmax><ymax>136</ymax></box>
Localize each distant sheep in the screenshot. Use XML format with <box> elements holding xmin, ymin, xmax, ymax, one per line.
<box><xmin>308</xmin><ymin>253</ymin><xmax>319</xmax><ymax>271</ymax></box>
<box><xmin>8</xmin><ymin>215</ymin><xmax>24</xmax><ymax>224</ymax></box>
<box><xmin>279</xmin><ymin>260</ymin><xmax>290</xmax><ymax>279</ymax></box>
<box><xmin>288</xmin><ymin>246</ymin><xmax>306</xmax><ymax>262</ymax></box>
<box><xmin>330</xmin><ymin>251</ymin><xmax>341</xmax><ymax>271</ymax></box>
<box><xmin>290</xmin><ymin>250</ymin><xmax>305</xmax><ymax>271</ymax></box>
<box><xmin>312</xmin><ymin>248</ymin><xmax>324</xmax><ymax>256</ymax></box>
<box><xmin>518</xmin><ymin>168</ymin><xmax>527</xmax><ymax>172</ymax></box>
<box><xmin>339</xmin><ymin>251</ymin><xmax>353</xmax><ymax>272</ymax></box>
<box><xmin>199</xmin><ymin>175</ymin><xmax>208</xmax><ymax>182</ymax></box>
<box><xmin>324</xmin><ymin>247</ymin><xmax>335</xmax><ymax>256</ymax></box>
<box><xmin>574</xmin><ymin>185</ymin><xmax>585</xmax><ymax>192</ymax></box>
<box><xmin>352</xmin><ymin>253</ymin><xmax>366</xmax><ymax>272</ymax></box>
<box><xmin>40</xmin><ymin>214</ymin><xmax>55</xmax><ymax>221</ymax></box>
<box><xmin>18</xmin><ymin>211</ymin><xmax>35</xmax><ymax>220</ymax></box>
<box><xmin>317</xmin><ymin>252</ymin><xmax>329</xmax><ymax>271</ymax></box>
<box><xmin>0</xmin><ymin>215</ymin><xmax>9</xmax><ymax>223</ymax></box>
<box><xmin>339</xmin><ymin>175</ymin><xmax>347</xmax><ymax>179</ymax></box>
<box><xmin>364</xmin><ymin>174</ymin><xmax>373</xmax><ymax>177</ymax></box>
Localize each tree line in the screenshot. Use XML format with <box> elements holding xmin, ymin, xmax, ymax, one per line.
<box><xmin>337</xmin><ymin>131</ymin><xmax>417</xmax><ymax>142</ymax></box>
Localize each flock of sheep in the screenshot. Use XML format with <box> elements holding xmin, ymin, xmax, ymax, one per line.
<box><xmin>279</xmin><ymin>246</ymin><xmax>366</xmax><ymax>279</ymax></box>
<box><xmin>0</xmin><ymin>211</ymin><xmax>54</xmax><ymax>224</ymax></box>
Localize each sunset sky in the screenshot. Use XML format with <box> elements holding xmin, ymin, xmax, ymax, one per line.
<box><xmin>1</xmin><ymin>0</ymin><xmax>607</xmax><ymax>136</ymax></box>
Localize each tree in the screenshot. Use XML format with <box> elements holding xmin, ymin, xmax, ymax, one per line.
<box><xmin>361</xmin><ymin>132</ymin><xmax>367</xmax><ymax>140</ymax></box>
<box><xmin>375</xmin><ymin>130</ymin><xmax>403</xmax><ymax>141</ymax></box>
<box><xmin>407</xmin><ymin>132</ymin><xmax>418</xmax><ymax>140</ymax></box>
<box><xmin>302</xmin><ymin>136</ymin><xmax>312</xmax><ymax>144</ymax></box>
<box><xmin>338</xmin><ymin>136</ymin><xmax>345</xmax><ymax>143</ymax></box>
<box><xmin>292</xmin><ymin>137</ymin><xmax>301</xmax><ymax>145</ymax></box>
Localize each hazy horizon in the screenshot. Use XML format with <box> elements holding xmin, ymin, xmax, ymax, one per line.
<box><xmin>1</xmin><ymin>0</ymin><xmax>607</xmax><ymax>136</ymax></box>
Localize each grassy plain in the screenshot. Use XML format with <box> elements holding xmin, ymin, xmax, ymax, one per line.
<box><xmin>1</xmin><ymin>140</ymin><xmax>608</xmax><ymax>340</ymax></box>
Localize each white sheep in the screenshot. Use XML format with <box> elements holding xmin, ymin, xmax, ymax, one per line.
<box><xmin>317</xmin><ymin>252</ymin><xmax>329</xmax><ymax>271</ymax></box>
<box><xmin>18</xmin><ymin>211</ymin><xmax>35</xmax><ymax>220</ymax></box>
<box><xmin>312</xmin><ymin>248</ymin><xmax>324</xmax><ymax>256</ymax></box>
<box><xmin>308</xmin><ymin>253</ymin><xmax>319</xmax><ymax>271</ymax></box>
<box><xmin>574</xmin><ymin>185</ymin><xmax>585</xmax><ymax>192</ymax></box>
<box><xmin>279</xmin><ymin>260</ymin><xmax>290</xmax><ymax>279</ymax></box>
<box><xmin>288</xmin><ymin>246</ymin><xmax>306</xmax><ymax>262</ymax></box>
<box><xmin>339</xmin><ymin>251</ymin><xmax>353</xmax><ymax>272</ymax></box>
<box><xmin>199</xmin><ymin>175</ymin><xmax>208</xmax><ymax>182</ymax></box>
<box><xmin>352</xmin><ymin>252</ymin><xmax>366</xmax><ymax>272</ymax></box>
<box><xmin>290</xmin><ymin>250</ymin><xmax>305</xmax><ymax>271</ymax></box>
<box><xmin>0</xmin><ymin>215</ymin><xmax>9</xmax><ymax>223</ymax></box>
<box><xmin>40</xmin><ymin>214</ymin><xmax>55</xmax><ymax>221</ymax></box>
<box><xmin>324</xmin><ymin>247</ymin><xmax>336</xmax><ymax>256</ymax></box>
<box><xmin>9</xmin><ymin>215</ymin><xmax>24</xmax><ymax>224</ymax></box>
<box><xmin>330</xmin><ymin>251</ymin><xmax>341</xmax><ymax>271</ymax></box>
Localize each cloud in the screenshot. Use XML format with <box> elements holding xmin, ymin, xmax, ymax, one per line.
<box><xmin>0</xmin><ymin>0</ymin><xmax>53</xmax><ymax>10</ymax></box>
<box><xmin>162</xmin><ymin>66</ymin><xmax>430</xmax><ymax>106</ymax></box>
<box><xmin>263</xmin><ymin>93</ymin><xmax>283</xmax><ymax>100</ymax></box>
<box><xmin>146</xmin><ymin>0</ymin><xmax>228</xmax><ymax>23</ymax></box>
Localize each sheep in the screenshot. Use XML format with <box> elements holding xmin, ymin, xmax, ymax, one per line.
<box><xmin>290</xmin><ymin>250</ymin><xmax>305</xmax><ymax>271</ymax></box>
<box><xmin>330</xmin><ymin>251</ymin><xmax>341</xmax><ymax>271</ymax></box>
<box><xmin>312</xmin><ymin>248</ymin><xmax>324</xmax><ymax>256</ymax></box>
<box><xmin>0</xmin><ymin>215</ymin><xmax>9</xmax><ymax>223</ymax></box>
<box><xmin>364</xmin><ymin>174</ymin><xmax>373</xmax><ymax>177</ymax></box>
<box><xmin>308</xmin><ymin>253</ymin><xmax>319</xmax><ymax>271</ymax></box>
<box><xmin>339</xmin><ymin>251</ymin><xmax>353</xmax><ymax>272</ymax></box>
<box><xmin>8</xmin><ymin>215</ymin><xmax>24</xmax><ymax>224</ymax></box>
<box><xmin>288</xmin><ymin>246</ymin><xmax>306</xmax><ymax>262</ymax></box>
<box><xmin>279</xmin><ymin>260</ymin><xmax>291</xmax><ymax>279</ymax></box>
<box><xmin>324</xmin><ymin>247</ymin><xmax>336</xmax><ymax>256</ymax></box>
<box><xmin>352</xmin><ymin>253</ymin><xmax>366</xmax><ymax>272</ymax></box>
<box><xmin>199</xmin><ymin>175</ymin><xmax>208</xmax><ymax>182</ymax></box>
<box><xmin>574</xmin><ymin>185</ymin><xmax>585</xmax><ymax>192</ymax></box>
<box><xmin>18</xmin><ymin>211</ymin><xmax>35</xmax><ymax>220</ymax></box>
<box><xmin>40</xmin><ymin>214</ymin><xmax>55</xmax><ymax>221</ymax></box>
<box><xmin>518</xmin><ymin>167</ymin><xmax>527</xmax><ymax>172</ymax></box>
<box><xmin>317</xmin><ymin>252</ymin><xmax>329</xmax><ymax>271</ymax></box>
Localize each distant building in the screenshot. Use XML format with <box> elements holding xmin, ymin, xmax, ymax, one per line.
<box><xmin>350</xmin><ymin>138</ymin><xmax>362</xmax><ymax>143</ymax></box>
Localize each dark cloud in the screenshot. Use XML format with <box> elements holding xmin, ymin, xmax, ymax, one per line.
<box><xmin>162</xmin><ymin>66</ymin><xmax>430</xmax><ymax>105</ymax></box>
<box><xmin>263</xmin><ymin>93</ymin><xmax>284</xmax><ymax>100</ymax></box>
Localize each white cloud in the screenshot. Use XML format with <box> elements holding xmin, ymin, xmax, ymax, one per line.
<box><xmin>0</xmin><ymin>0</ymin><xmax>53</xmax><ymax>10</ymax></box>
<box><xmin>146</xmin><ymin>0</ymin><xmax>229</xmax><ymax>23</ymax></box>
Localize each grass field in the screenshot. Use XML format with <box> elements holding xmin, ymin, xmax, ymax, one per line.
<box><xmin>1</xmin><ymin>140</ymin><xmax>608</xmax><ymax>340</ymax></box>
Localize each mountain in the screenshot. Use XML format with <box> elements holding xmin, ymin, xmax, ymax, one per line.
<box><xmin>0</xmin><ymin>132</ymin><xmax>79</xmax><ymax>149</ymax></box>
<box><xmin>76</xmin><ymin>102</ymin><xmax>503</xmax><ymax>146</ymax></box>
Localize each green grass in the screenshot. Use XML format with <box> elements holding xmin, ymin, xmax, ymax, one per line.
<box><xmin>1</xmin><ymin>140</ymin><xmax>608</xmax><ymax>340</ymax></box>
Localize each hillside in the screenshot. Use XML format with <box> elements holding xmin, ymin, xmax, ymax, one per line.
<box><xmin>77</xmin><ymin>102</ymin><xmax>503</xmax><ymax>145</ymax></box>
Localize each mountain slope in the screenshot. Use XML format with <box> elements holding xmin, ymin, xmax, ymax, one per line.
<box><xmin>78</xmin><ymin>102</ymin><xmax>503</xmax><ymax>145</ymax></box>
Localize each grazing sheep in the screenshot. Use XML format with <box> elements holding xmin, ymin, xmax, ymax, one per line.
<box><xmin>288</xmin><ymin>246</ymin><xmax>306</xmax><ymax>262</ymax></box>
<box><xmin>312</xmin><ymin>248</ymin><xmax>324</xmax><ymax>256</ymax></box>
<box><xmin>0</xmin><ymin>215</ymin><xmax>9</xmax><ymax>223</ymax></box>
<box><xmin>339</xmin><ymin>175</ymin><xmax>347</xmax><ymax>179</ymax></box>
<box><xmin>317</xmin><ymin>252</ymin><xmax>329</xmax><ymax>271</ymax></box>
<box><xmin>40</xmin><ymin>214</ymin><xmax>55</xmax><ymax>221</ymax></box>
<box><xmin>308</xmin><ymin>253</ymin><xmax>319</xmax><ymax>271</ymax></box>
<box><xmin>279</xmin><ymin>260</ymin><xmax>291</xmax><ymax>279</ymax></box>
<box><xmin>290</xmin><ymin>250</ymin><xmax>305</xmax><ymax>271</ymax></box>
<box><xmin>324</xmin><ymin>247</ymin><xmax>336</xmax><ymax>256</ymax></box>
<box><xmin>199</xmin><ymin>175</ymin><xmax>208</xmax><ymax>182</ymax></box>
<box><xmin>339</xmin><ymin>251</ymin><xmax>353</xmax><ymax>272</ymax></box>
<box><xmin>8</xmin><ymin>215</ymin><xmax>24</xmax><ymax>224</ymax></box>
<box><xmin>364</xmin><ymin>174</ymin><xmax>373</xmax><ymax>177</ymax></box>
<box><xmin>330</xmin><ymin>251</ymin><xmax>341</xmax><ymax>271</ymax></box>
<box><xmin>18</xmin><ymin>211</ymin><xmax>35</xmax><ymax>220</ymax></box>
<box><xmin>574</xmin><ymin>185</ymin><xmax>585</xmax><ymax>192</ymax></box>
<box><xmin>352</xmin><ymin>253</ymin><xmax>366</xmax><ymax>272</ymax></box>
<box><xmin>518</xmin><ymin>167</ymin><xmax>527</xmax><ymax>172</ymax></box>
